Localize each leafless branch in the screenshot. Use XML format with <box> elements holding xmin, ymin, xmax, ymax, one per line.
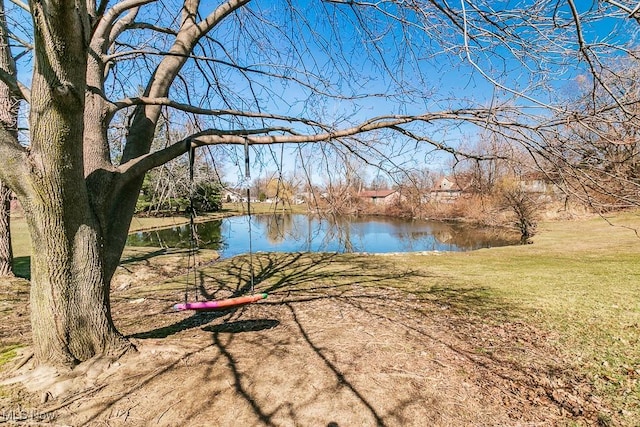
<box><xmin>126</xmin><ymin>22</ymin><xmax>178</xmax><ymax>36</ymax></box>
<box><xmin>8</xmin><ymin>0</ymin><xmax>28</xmax><ymax>12</ymax></box>
<box><xmin>92</xmin><ymin>0</ymin><xmax>156</xmax><ymax>45</ymax></box>
<box><xmin>0</xmin><ymin>68</ymin><xmax>30</xmax><ymax>102</ymax></box>
<box><xmin>108</xmin><ymin>6</ymin><xmax>140</xmax><ymax>48</ymax></box>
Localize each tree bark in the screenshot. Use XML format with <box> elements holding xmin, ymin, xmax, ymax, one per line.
<box><xmin>27</xmin><ymin>204</ymin><xmax>128</xmax><ymax>364</ymax></box>
<box><xmin>22</xmin><ymin>0</ymin><xmax>130</xmax><ymax>365</ymax></box>
<box><xmin>0</xmin><ymin>0</ymin><xmax>15</xmax><ymax>277</ymax></box>
<box><xmin>0</xmin><ymin>181</ymin><xmax>12</xmax><ymax>277</ymax></box>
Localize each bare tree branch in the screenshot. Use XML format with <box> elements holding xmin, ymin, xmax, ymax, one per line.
<box><xmin>0</xmin><ymin>67</ymin><xmax>30</xmax><ymax>102</ymax></box>
<box><xmin>116</xmin><ymin>107</ymin><xmax>513</xmax><ymax>186</ymax></box>
<box><xmin>125</xmin><ymin>22</ymin><xmax>178</xmax><ymax>36</ymax></box>
<box><xmin>110</xmin><ymin>96</ymin><xmax>331</xmax><ymax>127</ymax></box>
<box><xmin>92</xmin><ymin>0</ymin><xmax>155</xmax><ymax>44</ymax></box>
<box><xmin>8</xmin><ymin>0</ymin><xmax>27</xmax><ymax>11</ymax></box>
<box><xmin>108</xmin><ymin>6</ymin><xmax>140</xmax><ymax>47</ymax></box>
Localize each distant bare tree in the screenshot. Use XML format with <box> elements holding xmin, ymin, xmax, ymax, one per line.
<box><xmin>540</xmin><ymin>56</ymin><xmax>640</xmax><ymax>210</ymax></box>
<box><xmin>320</xmin><ymin>154</ymin><xmax>368</xmax><ymax>215</ymax></box>
<box><xmin>392</xmin><ymin>168</ymin><xmax>435</xmax><ymax>218</ymax></box>
<box><xmin>497</xmin><ymin>178</ymin><xmax>539</xmax><ymax>241</ymax></box>
<box><xmin>453</xmin><ymin>134</ymin><xmax>527</xmax><ymax>195</ymax></box>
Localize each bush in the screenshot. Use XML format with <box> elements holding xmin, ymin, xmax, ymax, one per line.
<box><xmin>191</xmin><ymin>182</ymin><xmax>223</xmax><ymax>213</ymax></box>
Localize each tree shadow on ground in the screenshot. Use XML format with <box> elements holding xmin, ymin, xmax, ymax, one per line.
<box><xmin>130</xmin><ymin>252</ymin><xmax>436</xmax><ymax>340</ymax></box>
<box><xmin>283</xmin><ymin>303</ymin><xmax>392</xmax><ymax>426</ymax></box>
<box><xmin>31</xmin><ymin>251</ymin><xmax>599</xmax><ymax>426</ymax></box>
<box><xmin>122</xmin><ymin>252</ymin><xmax>524</xmax><ymax>425</ymax></box>
<box><xmin>202</xmin><ymin>252</ymin><xmax>594</xmax><ymax>423</ymax></box>
<box><xmin>116</xmin><ymin>253</ymin><xmax>440</xmax><ymax>426</ymax></box>
<box><xmin>200</xmin><ymin>309</ymin><xmax>402</xmax><ymax>427</ymax></box>
<box><xmin>194</xmin><ymin>290</ymin><xmax>534</xmax><ymax>426</ymax></box>
<box><xmin>195</xmin><ymin>251</ymin><xmax>432</xmax><ymax>300</ymax></box>
<box><xmin>339</xmin><ymin>289</ymin><xmax>597</xmax><ymax>421</ymax></box>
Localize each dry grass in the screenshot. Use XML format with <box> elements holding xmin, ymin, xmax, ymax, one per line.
<box><xmin>390</xmin><ymin>213</ymin><xmax>640</xmax><ymax>424</ymax></box>
<box><xmin>1</xmin><ymin>210</ymin><xmax>639</xmax><ymax>425</ymax></box>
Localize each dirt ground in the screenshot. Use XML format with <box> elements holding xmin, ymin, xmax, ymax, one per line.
<box><xmin>0</xmin><ymin>252</ymin><xmax>605</xmax><ymax>426</ymax></box>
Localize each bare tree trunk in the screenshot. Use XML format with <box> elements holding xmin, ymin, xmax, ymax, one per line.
<box><xmin>0</xmin><ymin>0</ymin><xmax>15</xmax><ymax>277</ymax></box>
<box><xmin>26</xmin><ymin>202</ymin><xmax>128</xmax><ymax>364</ymax></box>
<box><xmin>0</xmin><ymin>181</ymin><xmax>12</xmax><ymax>276</ymax></box>
<box><xmin>21</xmin><ymin>0</ymin><xmax>130</xmax><ymax>365</ymax></box>
<box><xmin>22</xmin><ymin>90</ymin><xmax>131</xmax><ymax>365</ymax></box>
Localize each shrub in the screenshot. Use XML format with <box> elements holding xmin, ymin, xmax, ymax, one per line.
<box><xmin>191</xmin><ymin>182</ymin><xmax>223</xmax><ymax>213</ymax></box>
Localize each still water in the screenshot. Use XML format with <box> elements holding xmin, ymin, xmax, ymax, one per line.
<box><xmin>126</xmin><ymin>214</ymin><xmax>519</xmax><ymax>258</ymax></box>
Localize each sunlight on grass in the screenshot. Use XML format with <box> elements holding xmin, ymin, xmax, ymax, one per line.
<box><xmin>9</xmin><ymin>208</ymin><xmax>640</xmax><ymax>422</ymax></box>
<box><xmin>0</xmin><ymin>345</ymin><xmax>22</xmax><ymax>367</ymax></box>
<box><xmin>9</xmin><ymin>217</ymin><xmax>30</xmax><ymax>259</ymax></box>
<box><xmin>389</xmin><ymin>214</ymin><xmax>640</xmax><ymax>421</ymax></box>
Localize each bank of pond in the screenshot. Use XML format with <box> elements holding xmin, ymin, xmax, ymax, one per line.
<box><xmin>126</xmin><ymin>213</ymin><xmax>520</xmax><ymax>258</ymax></box>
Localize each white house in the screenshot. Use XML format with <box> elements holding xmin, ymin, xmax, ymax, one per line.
<box><xmin>359</xmin><ymin>189</ymin><xmax>400</xmax><ymax>205</ymax></box>
<box><xmin>429</xmin><ymin>176</ymin><xmax>468</xmax><ymax>203</ymax></box>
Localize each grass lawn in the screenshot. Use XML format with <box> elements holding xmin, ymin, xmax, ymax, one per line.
<box><xmin>4</xmin><ymin>208</ymin><xmax>640</xmax><ymax>423</ymax></box>
<box><xmin>397</xmin><ymin>214</ymin><xmax>640</xmax><ymax>421</ymax></box>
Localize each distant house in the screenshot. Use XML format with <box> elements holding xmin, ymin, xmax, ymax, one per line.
<box><xmin>429</xmin><ymin>176</ymin><xmax>471</xmax><ymax>203</ymax></box>
<box><xmin>518</xmin><ymin>172</ymin><xmax>555</xmax><ymax>193</ymax></box>
<box><xmin>359</xmin><ymin>189</ymin><xmax>399</xmax><ymax>205</ymax></box>
<box><xmin>223</xmin><ymin>189</ymin><xmax>246</xmax><ymax>203</ymax></box>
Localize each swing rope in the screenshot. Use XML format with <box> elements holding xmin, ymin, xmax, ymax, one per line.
<box><xmin>174</xmin><ymin>141</ymin><xmax>266</xmax><ymax>312</ymax></box>
<box><xmin>185</xmin><ymin>145</ymin><xmax>198</xmax><ymax>303</ymax></box>
<box><xmin>244</xmin><ymin>137</ymin><xmax>255</xmax><ymax>294</ymax></box>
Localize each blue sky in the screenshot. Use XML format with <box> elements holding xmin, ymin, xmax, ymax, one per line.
<box><xmin>183</xmin><ymin>0</ymin><xmax>639</xmax><ymax>186</ymax></box>
<box><xmin>213</xmin><ymin>0</ymin><xmax>503</xmax><ymax>184</ymax></box>
<box><xmin>7</xmin><ymin>0</ymin><xmax>640</xmax><ymax>186</ymax></box>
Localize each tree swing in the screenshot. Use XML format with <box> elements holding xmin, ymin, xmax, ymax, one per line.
<box><xmin>173</xmin><ymin>142</ymin><xmax>267</xmax><ymax>312</ymax></box>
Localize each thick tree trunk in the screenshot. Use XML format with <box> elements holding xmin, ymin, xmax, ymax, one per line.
<box><xmin>0</xmin><ymin>181</ymin><xmax>12</xmax><ymax>277</ymax></box>
<box><xmin>0</xmin><ymin>0</ymin><xmax>16</xmax><ymax>277</ymax></box>
<box><xmin>24</xmin><ymin>81</ymin><xmax>131</xmax><ymax>364</ymax></box>
<box><xmin>26</xmin><ymin>206</ymin><xmax>128</xmax><ymax>365</ymax></box>
<box><xmin>23</xmin><ymin>0</ymin><xmax>131</xmax><ymax>365</ymax></box>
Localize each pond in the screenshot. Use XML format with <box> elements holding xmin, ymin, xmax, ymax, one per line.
<box><xmin>126</xmin><ymin>214</ymin><xmax>519</xmax><ymax>258</ymax></box>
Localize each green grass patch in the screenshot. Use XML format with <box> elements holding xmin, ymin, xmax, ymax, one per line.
<box><xmin>0</xmin><ymin>345</ymin><xmax>23</xmax><ymax>367</ymax></box>
<box><xmin>382</xmin><ymin>214</ymin><xmax>640</xmax><ymax>422</ymax></box>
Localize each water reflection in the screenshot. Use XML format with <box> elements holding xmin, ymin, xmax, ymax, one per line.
<box><xmin>126</xmin><ymin>214</ymin><xmax>519</xmax><ymax>258</ymax></box>
<box><xmin>126</xmin><ymin>221</ymin><xmax>225</xmax><ymax>250</ymax></box>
